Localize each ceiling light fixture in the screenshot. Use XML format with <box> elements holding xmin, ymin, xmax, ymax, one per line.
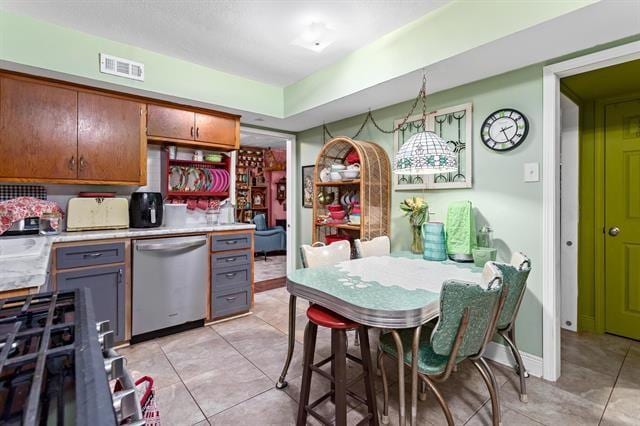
<box><xmin>291</xmin><ymin>22</ymin><xmax>336</xmax><ymax>53</ymax></box>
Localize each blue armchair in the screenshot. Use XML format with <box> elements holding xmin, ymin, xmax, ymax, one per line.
<box><xmin>252</xmin><ymin>214</ymin><xmax>286</xmax><ymax>261</ymax></box>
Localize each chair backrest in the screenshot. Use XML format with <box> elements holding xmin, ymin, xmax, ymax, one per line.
<box><xmin>495</xmin><ymin>252</ymin><xmax>531</xmax><ymax>330</ymax></box>
<box><xmin>354</xmin><ymin>236</ymin><xmax>391</xmax><ymax>258</ymax></box>
<box><xmin>430</xmin><ymin>262</ymin><xmax>504</xmax><ymax>359</ymax></box>
<box><xmin>300</xmin><ymin>240</ymin><xmax>351</xmax><ymax>268</ymax></box>
<box><xmin>253</xmin><ymin>214</ymin><xmax>267</xmax><ymax>231</ymax></box>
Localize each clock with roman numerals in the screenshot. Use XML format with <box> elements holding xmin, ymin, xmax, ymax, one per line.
<box><xmin>480</xmin><ymin>109</ymin><xmax>529</xmax><ymax>151</ymax></box>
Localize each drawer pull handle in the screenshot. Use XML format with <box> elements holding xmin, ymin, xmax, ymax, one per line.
<box><xmin>225</xmin><ymin>240</ymin><xmax>238</xmax><ymax>245</ymax></box>
<box><xmin>225</xmin><ymin>272</ymin><xmax>237</xmax><ymax>278</ymax></box>
<box><xmin>83</xmin><ymin>253</ymin><xmax>103</xmax><ymax>258</ymax></box>
<box><xmin>225</xmin><ymin>258</ymin><xmax>236</xmax><ymax>262</ymax></box>
<box><xmin>225</xmin><ymin>296</ymin><xmax>237</xmax><ymax>302</ymax></box>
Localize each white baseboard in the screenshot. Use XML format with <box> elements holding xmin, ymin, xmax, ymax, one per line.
<box><xmin>483</xmin><ymin>341</ymin><xmax>543</xmax><ymax>378</ymax></box>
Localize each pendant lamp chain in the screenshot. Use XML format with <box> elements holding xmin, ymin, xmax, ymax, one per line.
<box><xmin>322</xmin><ymin>73</ymin><xmax>429</xmax><ymax>142</ymax></box>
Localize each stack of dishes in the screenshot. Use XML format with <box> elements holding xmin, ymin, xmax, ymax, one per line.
<box><xmin>169</xmin><ymin>166</ymin><xmax>230</xmax><ymax>193</ymax></box>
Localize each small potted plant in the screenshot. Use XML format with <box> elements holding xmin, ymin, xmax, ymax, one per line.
<box><xmin>400</xmin><ymin>196</ymin><xmax>428</xmax><ymax>254</ymax></box>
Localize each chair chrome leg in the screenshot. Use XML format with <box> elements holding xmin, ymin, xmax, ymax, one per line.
<box><xmin>389</xmin><ymin>330</ymin><xmax>406</xmax><ymax>426</ymax></box>
<box><xmin>276</xmin><ymin>294</ymin><xmax>297</xmax><ymax>389</ymax></box>
<box><xmin>419</xmin><ymin>381</ymin><xmax>427</xmax><ymax>401</ymax></box>
<box><xmin>472</xmin><ymin>359</ymin><xmax>501</xmax><ymax>426</ymax></box>
<box><xmin>480</xmin><ymin>357</ymin><xmax>502</xmax><ymax>424</ymax></box>
<box><xmin>378</xmin><ymin>350</ymin><xmax>390</xmax><ymax>425</ymax></box>
<box><xmin>501</xmin><ymin>329</ymin><xmax>528</xmax><ymax>402</ymax></box>
<box><xmin>421</xmin><ymin>376</ymin><xmax>454</xmax><ymax>426</ymax></box>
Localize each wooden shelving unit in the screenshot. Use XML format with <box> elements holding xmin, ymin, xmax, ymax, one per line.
<box><xmin>312</xmin><ymin>137</ymin><xmax>391</xmax><ymax>245</ymax></box>
<box><xmin>236</xmin><ymin>147</ymin><xmax>268</xmax><ymax>223</ymax></box>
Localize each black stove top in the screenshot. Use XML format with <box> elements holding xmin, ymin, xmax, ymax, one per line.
<box><xmin>0</xmin><ymin>289</ymin><xmax>117</xmax><ymax>425</ymax></box>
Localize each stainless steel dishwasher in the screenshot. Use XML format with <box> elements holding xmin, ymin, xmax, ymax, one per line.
<box><xmin>132</xmin><ymin>235</ymin><xmax>207</xmax><ymax>338</ymax></box>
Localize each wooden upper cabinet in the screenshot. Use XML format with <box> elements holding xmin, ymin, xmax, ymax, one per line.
<box><xmin>0</xmin><ymin>77</ymin><xmax>78</xmax><ymax>180</ymax></box>
<box><xmin>195</xmin><ymin>113</ymin><xmax>238</xmax><ymax>148</ymax></box>
<box><xmin>147</xmin><ymin>104</ymin><xmax>195</xmax><ymax>141</ymax></box>
<box><xmin>78</xmin><ymin>93</ymin><xmax>145</xmax><ymax>184</ymax></box>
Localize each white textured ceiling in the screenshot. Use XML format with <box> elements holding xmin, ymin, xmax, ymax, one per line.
<box><xmin>0</xmin><ymin>0</ymin><xmax>448</xmax><ymax>86</ymax></box>
<box><xmin>240</xmin><ymin>131</ymin><xmax>287</xmax><ymax>149</ymax></box>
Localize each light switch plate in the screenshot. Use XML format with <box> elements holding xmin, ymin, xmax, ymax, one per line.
<box><xmin>524</xmin><ymin>162</ymin><xmax>539</xmax><ymax>182</ymax></box>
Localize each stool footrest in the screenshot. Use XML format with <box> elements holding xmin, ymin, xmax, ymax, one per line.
<box><xmin>310</xmin><ymin>365</ymin><xmax>334</xmax><ymax>383</ymax></box>
<box><xmin>346</xmin><ymin>353</ymin><xmax>363</xmax><ymax>365</ymax></box>
<box><xmin>355</xmin><ymin>413</ymin><xmax>374</xmax><ymax>426</ymax></box>
<box><xmin>346</xmin><ymin>389</ymin><xmax>367</xmax><ymax>405</ymax></box>
<box><xmin>306</xmin><ymin>405</ymin><xmax>333</xmax><ymax>426</ymax></box>
<box><xmin>314</xmin><ymin>354</ymin><xmax>334</xmax><ymax>369</ymax></box>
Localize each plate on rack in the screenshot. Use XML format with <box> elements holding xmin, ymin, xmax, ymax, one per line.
<box><xmin>169</xmin><ymin>166</ymin><xmax>185</xmax><ymax>191</ymax></box>
<box><xmin>211</xmin><ymin>168</ymin><xmax>223</xmax><ymax>192</ymax></box>
<box><xmin>219</xmin><ymin>169</ymin><xmax>229</xmax><ymax>192</ymax></box>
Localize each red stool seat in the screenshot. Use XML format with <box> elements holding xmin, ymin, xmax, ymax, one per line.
<box><xmin>306</xmin><ymin>305</ymin><xmax>358</xmax><ymax>329</ymax></box>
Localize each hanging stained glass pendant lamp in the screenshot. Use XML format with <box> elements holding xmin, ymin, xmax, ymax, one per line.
<box><xmin>392</xmin><ymin>76</ymin><xmax>457</xmax><ymax>175</ymax></box>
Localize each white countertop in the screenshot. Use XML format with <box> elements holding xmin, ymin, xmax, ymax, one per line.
<box><xmin>0</xmin><ymin>224</ymin><xmax>255</xmax><ymax>293</ymax></box>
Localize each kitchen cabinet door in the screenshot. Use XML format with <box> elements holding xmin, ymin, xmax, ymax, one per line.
<box><xmin>78</xmin><ymin>93</ymin><xmax>145</xmax><ymax>183</ymax></box>
<box><xmin>56</xmin><ymin>265</ymin><xmax>126</xmax><ymax>341</ymax></box>
<box><xmin>0</xmin><ymin>77</ymin><xmax>78</xmax><ymax>179</ymax></box>
<box><xmin>147</xmin><ymin>104</ymin><xmax>195</xmax><ymax>141</ymax></box>
<box><xmin>195</xmin><ymin>113</ymin><xmax>238</xmax><ymax>148</ymax></box>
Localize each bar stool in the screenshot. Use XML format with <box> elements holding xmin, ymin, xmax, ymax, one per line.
<box><xmin>297</xmin><ymin>305</ymin><xmax>379</xmax><ymax>426</ymax></box>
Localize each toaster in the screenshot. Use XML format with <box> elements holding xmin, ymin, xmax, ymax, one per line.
<box><xmin>66</xmin><ymin>197</ymin><xmax>129</xmax><ymax>231</ymax></box>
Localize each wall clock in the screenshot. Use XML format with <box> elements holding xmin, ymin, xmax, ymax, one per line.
<box><xmin>480</xmin><ymin>109</ymin><xmax>529</xmax><ymax>151</ymax></box>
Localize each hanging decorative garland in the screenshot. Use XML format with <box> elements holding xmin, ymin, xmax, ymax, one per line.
<box><xmin>322</xmin><ymin>74</ymin><xmax>431</xmax><ymax>143</ymax></box>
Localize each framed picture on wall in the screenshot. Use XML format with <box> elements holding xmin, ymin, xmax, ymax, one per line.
<box><xmin>302</xmin><ymin>165</ymin><xmax>315</xmax><ymax>208</ymax></box>
<box><xmin>393</xmin><ymin>102</ymin><xmax>473</xmax><ymax>190</ymax></box>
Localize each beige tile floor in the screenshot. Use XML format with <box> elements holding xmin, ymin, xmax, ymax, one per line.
<box><xmin>254</xmin><ymin>254</ymin><xmax>287</xmax><ymax>282</ymax></box>
<box><xmin>119</xmin><ymin>287</ymin><xmax>640</xmax><ymax>425</ymax></box>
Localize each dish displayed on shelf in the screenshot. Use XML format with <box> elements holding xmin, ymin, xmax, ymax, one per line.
<box><xmin>168</xmin><ymin>165</ymin><xmax>229</xmax><ymax>193</ymax></box>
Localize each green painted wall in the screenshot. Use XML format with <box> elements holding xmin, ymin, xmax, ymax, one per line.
<box><xmin>0</xmin><ymin>10</ymin><xmax>284</xmax><ymax>117</ymax></box>
<box><xmin>284</xmin><ymin>0</ymin><xmax>594</xmax><ymax>116</ymax></box>
<box><xmin>296</xmin><ymin>65</ymin><xmax>544</xmax><ymax>357</ymax></box>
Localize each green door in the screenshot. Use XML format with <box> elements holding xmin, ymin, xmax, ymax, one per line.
<box><xmin>605</xmin><ymin>99</ymin><xmax>640</xmax><ymax>340</ymax></box>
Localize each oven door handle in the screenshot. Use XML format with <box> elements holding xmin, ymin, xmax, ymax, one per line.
<box><xmin>136</xmin><ymin>239</ymin><xmax>206</xmax><ymax>252</ymax></box>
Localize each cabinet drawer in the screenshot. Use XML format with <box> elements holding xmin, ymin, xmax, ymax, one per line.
<box><xmin>211</xmin><ymin>233</ymin><xmax>251</xmax><ymax>252</ymax></box>
<box><xmin>211</xmin><ymin>250</ymin><xmax>251</xmax><ymax>269</ymax></box>
<box><xmin>212</xmin><ymin>265</ymin><xmax>250</xmax><ymax>290</ymax></box>
<box><xmin>212</xmin><ymin>287</ymin><xmax>250</xmax><ymax>318</ymax></box>
<box><xmin>56</xmin><ymin>242</ymin><xmax>125</xmax><ymax>269</ymax></box>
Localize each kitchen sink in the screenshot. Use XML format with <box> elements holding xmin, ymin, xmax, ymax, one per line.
<box><xmin>0</xmin><ymin>237</ymin><xmax>47</xmax><ymax>259</ymax></box>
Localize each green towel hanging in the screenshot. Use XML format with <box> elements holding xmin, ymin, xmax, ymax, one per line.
<box><xmin>445</xmin><ymin>200</ymin><xmax>477</xmax><ymax>260</ymax></box>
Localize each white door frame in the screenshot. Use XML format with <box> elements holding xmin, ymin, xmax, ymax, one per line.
<box><xmin>542</xmin><ymin>40</ymin><xmax>640</xmax><ymax>381</ymax></box>
<box><xmin>239</xmin><ymin>126</ymin><xmax>297</xmax><ymax>274</ymax></box>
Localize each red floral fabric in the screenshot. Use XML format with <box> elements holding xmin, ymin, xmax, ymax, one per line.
<box><xmin>0</xmin><ymin>197</ymin><xmax>64</xmax><ymax>235</ymax></box>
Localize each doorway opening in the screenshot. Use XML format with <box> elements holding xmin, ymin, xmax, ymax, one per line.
<box><xmin>235</xmin><ymin>128</ymin><xmax>296</xmax><ymax>293</ymax></box>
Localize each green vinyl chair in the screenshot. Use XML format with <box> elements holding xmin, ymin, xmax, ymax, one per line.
<box><xmin>493</xmin><ymin>252</ymin><xmax>532</xmax><ymax>403</ymax></box>
<box><xmin>378</xmin><ymin>262</ymin><xmax>507</xmax><ymax>426</ymax></box>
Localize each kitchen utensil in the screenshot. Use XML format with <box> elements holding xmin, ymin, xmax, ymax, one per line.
<box><xmin>329</xmin><ymin>210</ymin><xmax>347</xmax><ymax>220</ymax></box>
<box><xmin>317</xmin><ymin>191</ymin><xmax>335</xmax><ymax>205</ymax></box>
<box><xmin>472</xmin><ymin>247</ymin><xmax>497</xmax><ymax>267</ymax></box>
<box><xmin>204</xmin><ymin>153</ymin><xmax>223</xmax><ymax>162</ymax></box>
<box><xmin>327</xmin><ymin>204</ymin><xmax>343</xmax><ymax>212</ymax></box>
<box><xmin>163</xmin><ymin>203</ymin><xmax>187</xmax><ymax>227</ymax></box>
<box><xmin>130</xmin><ymin>192</ymin><xmax>163</xmax><ymax>228</ymax></box>
<box><xmin>218</xmin><ymin>199</ymin><xmax>236</xmax><ymax>225</ymax></box>
<box><xmin>39</xmin><ymin>212</ymin><xmax>61</xmax><ymax>235</ymax></box>
<box><xmin>193</xmin><ymin>150</ymin><xmax>204</xmax><ymax>161</ymax></box>
<box><xmin>347</xmin><ymin>164</ymin><xmax>360</xmax><ymax>171</ymax></box>
<box><xmin>168</xmin><ymin>145</ymin><xmax>177</xmax><ymax>159</ymax></box>
<box><xmin>330</xmin><ymin>171</ymin><xmax>342</xmax><ymax>181</ymax></box>
<box><xmin>331</xmin><ymin>164</ymin><xmax>346</xmax><ymax>171</ymax></box>
<box><xmin>320</xmin><ymin>167</ymin><xmax>332</xmax><ymax>182</ymax></box>
<box><xmin>340</xmin><ymin>170</ymin><xmax>359</xmax><ymax>179</ymax></box>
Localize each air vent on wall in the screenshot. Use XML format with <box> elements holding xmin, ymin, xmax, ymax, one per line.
<box><xmin>99</xmin><ymin>53</ymin><xmax>144</xmax><ymax>81</ymax></box>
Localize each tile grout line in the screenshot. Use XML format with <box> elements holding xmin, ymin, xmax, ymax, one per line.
<box><xmin>157</xmin><ymin>332</ymin><xmax>217</xmax><ymax>425</ymax></box>
<box><xmin>597</xmin><ymin>342</ymin><xmax>631</xmax><ymax>425</ymax></box>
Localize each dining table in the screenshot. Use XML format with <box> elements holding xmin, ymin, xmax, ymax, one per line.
<box><xmin>278</xmin><ymin>252</ymin><xmax>483</xmax><ymax>426</ymax></box>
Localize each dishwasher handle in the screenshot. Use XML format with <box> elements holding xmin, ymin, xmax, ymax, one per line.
<box><xmin>136</xmin><ymin>238</ymin><xmax>207</xmax><ymax>252</ymax></box>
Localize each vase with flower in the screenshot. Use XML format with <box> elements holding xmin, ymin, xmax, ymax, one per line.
<box><xmin>400</xmin><ymin>196</ymin><xmax>429</xmax><ymax>254</ymax></box>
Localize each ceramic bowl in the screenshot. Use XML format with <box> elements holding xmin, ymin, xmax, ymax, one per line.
<box><xmin>329</xmin><ymin>210</ymin><xmax>347</xmax><ymax>220</ymax></box>
<box><xmin>340</xmin><ymin>170</ymin><xmax>359</xmax><ymax>179</ymax></box>
<box><xmin>330</xmin><ymin>171</ymin><xmax>343</xmax><ymax>181</ymax></box>
<box><xmin>331</xmin><ymin>164</ymin><xmax>346</xmax><ymax>171</ymax></box>
<box><xmin>327</xmin><ymin>204</ymin><xmax>343</xmax><ymax>212</ymax></box>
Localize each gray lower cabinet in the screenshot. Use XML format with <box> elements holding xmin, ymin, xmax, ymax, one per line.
<box><xmin>56</xmin><ymin>265</ymin><xmax>125</xmax><ymax>341</ymax></box>
<box><xmin>210</xmin><ymin>233</ymin><xmax>253</xmax><ymax>319</ymax></box>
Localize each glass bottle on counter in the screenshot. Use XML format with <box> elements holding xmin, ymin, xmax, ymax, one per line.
<box><xmin>39</xmin><ymin>212</ymin><xmax>62</xmax><ymax>235</ymax></box>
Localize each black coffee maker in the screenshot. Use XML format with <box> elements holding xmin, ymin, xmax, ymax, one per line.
<box><xmin>129</xmin><ymin>192</ymin><xmax>163</xmax><ymax>228</ymax></box>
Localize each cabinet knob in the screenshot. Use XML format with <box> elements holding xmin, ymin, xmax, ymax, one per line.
<box><xmin>68</xmin><ymin>156</ymin><xmax>76</xmax><ymax>170</ymax></box>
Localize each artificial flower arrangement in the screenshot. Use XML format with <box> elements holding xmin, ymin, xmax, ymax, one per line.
<box><xmin>399</xmin><ymin>196</ymin><xmax>429</xmax><ymax>253</ymax></box>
